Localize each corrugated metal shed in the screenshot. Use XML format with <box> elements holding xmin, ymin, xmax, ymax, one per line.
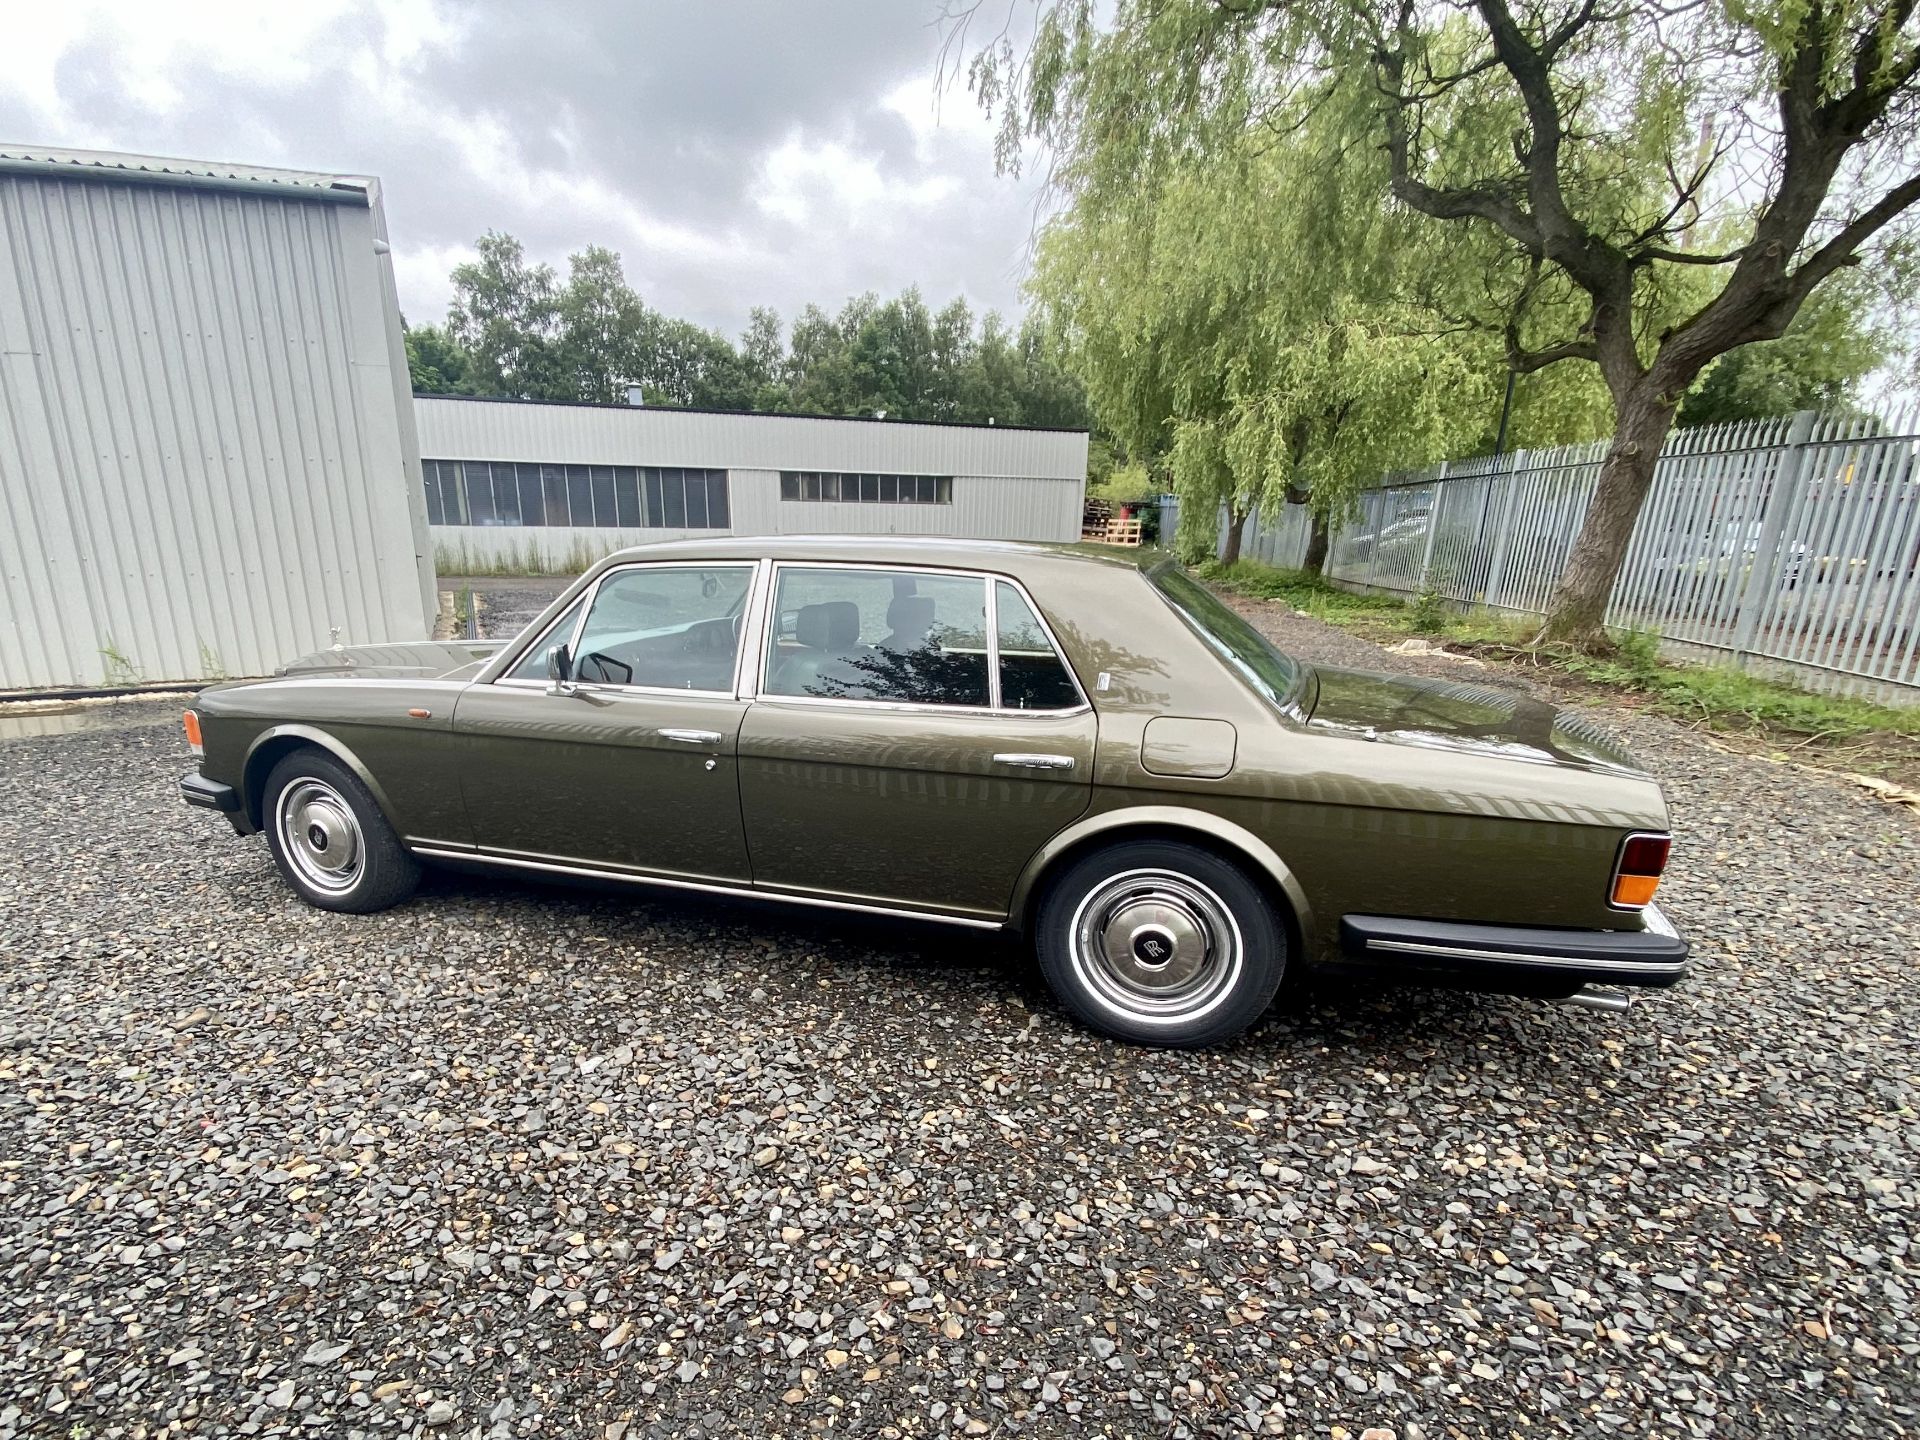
<box><xmin>415</xmin><ymin>395</ymin><xmax>1088</xmax><ymax>479</ymax></box>
<box><xmin>0</xmin><ymin>147</ymin><xmax>434</xmax><ymax>690</ymax></box>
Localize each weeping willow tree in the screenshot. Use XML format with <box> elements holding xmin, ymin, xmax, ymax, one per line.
<box><xmin>966</xmin><ymin>0</ymin><xmax>1920</xmax><ymax>646</ymax></box>
<box><xmin>1027</xmin><ymin>76</ymin><xmax>1552</xmax><ymax>568</ymax></box>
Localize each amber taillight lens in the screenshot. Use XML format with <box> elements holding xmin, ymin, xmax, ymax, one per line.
<box><xmin>1612</xmin><ymin>833</ymin><xmax>1671</xmax><ymax>908</ymax></box>
<box><xmin>182</xmin><ymin>709</ymin><xmax>203</xmax><ymax>756</ymax></box>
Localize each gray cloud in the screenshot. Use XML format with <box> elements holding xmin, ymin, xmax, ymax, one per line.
<box><xmin>1</xmin><ymin>0</ymin><xmax>1050</xmax><ymax>341</ymax></box>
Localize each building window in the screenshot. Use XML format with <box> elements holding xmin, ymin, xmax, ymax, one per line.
<box><xmin>779</xmin><ymin>472</ymin><xmax>953</xmax><ymax>505</ymax></box>
<box><xmin>422</xmin><ymin>461</ymin><xmax>730</xmax><ymax>530</ymax></box>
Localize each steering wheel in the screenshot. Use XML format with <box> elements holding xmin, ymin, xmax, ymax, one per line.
<box><xmin>579</xmin><ymin>651</ymin><xmax>633</xmax><ymax>685</ymax></box>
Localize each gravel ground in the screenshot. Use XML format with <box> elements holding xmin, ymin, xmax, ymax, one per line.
<box><xmin>437</xmin><ymin>577</ymin><xmax>575</xmax><ymax>643</ymax></box>
<box><xmin>1</xmin><ymin>598</ymin><xmax>1916</xmax><ymax>1439</ymax></box>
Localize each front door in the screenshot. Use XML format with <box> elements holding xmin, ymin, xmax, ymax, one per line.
<box><xmin>455</xmin><ymin>562</ymin><xmax>759</xmax><ymax>881</ymax></box>
<box><xmin>737</xmin><ymin>565</ymin><xmax>1095</xmax><ymax>919</ymax></box>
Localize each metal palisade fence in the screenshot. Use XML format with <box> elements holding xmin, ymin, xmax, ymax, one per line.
<box><xmin>1207</xmin><ymin>405</ymin><xmax>1920</xmax><ymax>705</ymax></box>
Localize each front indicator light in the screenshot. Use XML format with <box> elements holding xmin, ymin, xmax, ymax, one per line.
<box><xmin>1611</xmin><ymin>832</ymin><xmax>1671</xmax><ymax>908</ymax></box>
<box><xmin>182</xmin><ymin>709</ymin><xmax>203</xmax><ymax>756</ymax></box>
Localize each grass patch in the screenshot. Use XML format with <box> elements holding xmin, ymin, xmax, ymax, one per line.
<box><xmin>433</xmin><ymin>535</ymin><xmax>608</xmax><ymax>577</ymax></box>
<box><xmin>1199</xmin><ymin>561</ymin><xmax>1406</xmax><ymax>623</ymax></box>
<box><xmin>1204</xmin><ymin>559</ymin><xmax>1920</xmax><ymax>758</ymax></box>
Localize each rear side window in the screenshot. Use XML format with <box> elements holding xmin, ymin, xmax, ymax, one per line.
<box><xmin>995</xmin><ymin>581</ymin><xmax>1080</xmax><ymax>711</ymax></box>
<box><xmin>763</xmin><ymin>567</ymin><xmax>991</xmax><ymax>706</ymax></box>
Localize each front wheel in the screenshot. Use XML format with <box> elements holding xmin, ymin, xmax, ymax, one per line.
<box><xmin>1034</xmin><ymin>840</ymin><xmax>1286</xmax><ymax>1048</ymax></box>
<box><xmin>262</xmin><ymin>749</ymin><xmax>420</xmax><ymax>914</ymax></box>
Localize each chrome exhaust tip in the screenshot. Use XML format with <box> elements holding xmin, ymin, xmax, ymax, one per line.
<box><xmin>1558</xmin><ymin>987</ymin><xmax>1632</xmax><ymax>1014</ymax></box>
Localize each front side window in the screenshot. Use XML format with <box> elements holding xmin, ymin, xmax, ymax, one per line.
<box><xmin>505</xmin><ymin>596</ymin><xmax>586</xmax><ymax>680</ymax></box>
<box><xmin>763</xmin><ymin>567</ymin><xmax>989</xmax><ymax>706</ymax></box>
<box><xmin>1149</xmin><ymin>562</ymin><xmax>1300</xmax><ymax>708</ymax></box>
<box><xmin>568</xmin><ymin>565</ymin><xmax>753</xmax><ymax>691</ymax></box>
<box><xmin>995</xmin><ymin>581</ymin><xmax>1081</xmax><ymax>710</ymax></box>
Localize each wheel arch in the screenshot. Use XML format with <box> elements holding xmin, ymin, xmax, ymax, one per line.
<box><xmin>241</xmin><ymin>725</ymin><xmax>401</xmax><ymax>834</ymax></box>
<box><xmin>1008</xmin><ymin>806</ymin><xmax>1314</xmax><ymax>951</ymax></box>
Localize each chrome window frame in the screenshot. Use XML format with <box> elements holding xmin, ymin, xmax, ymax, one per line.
<box><xmin>490</xmin><ymin>559</ymin><xmax>767</xmax><ymax>701</ymax></box>
<box><xmin>752</xmin><ymin>560</ymin><xmax>1091</xmax><ymax>718</ymax></box>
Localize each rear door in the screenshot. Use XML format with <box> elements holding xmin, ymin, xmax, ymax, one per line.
<box><xmin>738</xmin><ymin>565</ymin><xmax>1094</xmax><ymax>919</ymax></box>
<box><xmin>454</xmin><ymin>561</ymin><xmax>760</xmax><ymax>881</ymax></box>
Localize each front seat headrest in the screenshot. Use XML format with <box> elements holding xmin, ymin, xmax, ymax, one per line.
<box><xmin>795</xmin><ymin>600</ymin><xmax>861</xmax><ymax>651</ymax></box>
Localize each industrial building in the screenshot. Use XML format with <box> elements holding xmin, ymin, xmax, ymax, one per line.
<box><xmin>416</xmin><ymin>395</ymin><xmax>1089</xmax><ymax>573</ymax></box>
<box><xmin>0</xmin><ymin>146</ymin><xmax>435</xmax><ymax>692</ymax></box>
<box><xmin>0</xmin><ymin>143</ymin><xmax>1087</xmax><ymax>692</ymax></box>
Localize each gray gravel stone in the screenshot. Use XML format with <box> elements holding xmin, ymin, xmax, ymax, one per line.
<box><xmin>0</xmin><ymin>594</ymin><xmax>1915</xmax><ymax>1438</ymax></box>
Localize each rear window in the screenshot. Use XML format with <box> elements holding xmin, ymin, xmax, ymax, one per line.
<box><xmin>1149</xmin><ymin>563</ymin><xmax>1300</xmax><ymax>708</ymax></box>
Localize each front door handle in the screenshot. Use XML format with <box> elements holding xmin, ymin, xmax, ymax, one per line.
<box><xmin>659</xmin><ymin>728</ymin><xmax>724</xmax><ymax>746</ymax></box>
<box><xmin>993</xmin><ymin>752</ymin><xmax>1076</xmax><ymax>771</ymax></box>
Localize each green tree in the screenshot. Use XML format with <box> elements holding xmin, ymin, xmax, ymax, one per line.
<box><xmin>740</xmin><ymin>306</ymin><xmax>790</xmax><ymax>409</ymax></box>
<box><xmin>1678</xmin><ymin>273</ymin><xmax>1886</xmax><ymax>426</ymax></box>
<box><xmin>850</xmin><ymin>288</ymin><xmax>942</xmax><ymax>418</ymax></box>
<box><xmin>554</xmin><ymin>246</ymin><xmax>650</xmax><ymax>403</ymax></box>
<box><xmin>968</xmin><ymin>0</ymin><xmax>1920</xmax><ymax>647</ymax></box>
<box><xmin>403</xmin><ymin>322</ymin><xmax>476</xmax><ymax>395</ymax></box>
<box><xmin>1026</xmin><ymin>79</ymin><xmax>1513</xmax><ymax>569</ymax></box>
<box><xmin>785</xmin><ymin>299</ymin><xmax>869</xmax><ymax>414</ymax></box>
<box><xmin>447</xmin><ymin>232</ymin><xmax>566</xmax><ymax>399</ymax></box>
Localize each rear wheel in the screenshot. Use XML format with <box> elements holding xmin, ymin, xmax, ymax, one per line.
<box><xmin>262</xmin><ymin>749</ymin><xmax>419</xmax><ymax>913</ymax></box>
<box><xmin>1034</xmin><ymin>839</ymin><xmax>1286</xmax><ymax>1048</ymax></box>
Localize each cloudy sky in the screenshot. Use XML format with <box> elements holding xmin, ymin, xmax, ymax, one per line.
<box><xmin>0</xmin><ymin>0</ymin><xmax>1052</xmax><ymax>339</ymax></box>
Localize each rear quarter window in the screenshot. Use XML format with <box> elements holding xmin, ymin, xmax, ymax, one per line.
<box><xmin>1148</xmin><ymin>563</ymin><xmax>1300</xmax><ymax>710</ymax></box>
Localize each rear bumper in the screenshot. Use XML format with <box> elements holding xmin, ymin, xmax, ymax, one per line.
<box><xmin>1339</xmin><ymin>905</ymin><xmax>1689</xmax><ymax>990</ymax></box>
<box><xmin>180</xmin><ymin>771</ymin><xmax>252</xmax><ymax>834</ymax></box>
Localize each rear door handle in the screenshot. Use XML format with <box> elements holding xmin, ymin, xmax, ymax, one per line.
<box><xmin>993</xmin><ymin>752</ymin><xmax>1076</xmax><ymax>771</ymax></box>
<box><xmin>659</xmin><ymin>728</ymin><xmax>724</xmax><ymax>746</ymax></box>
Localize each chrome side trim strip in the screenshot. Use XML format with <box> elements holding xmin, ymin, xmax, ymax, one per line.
<box><xmin>1364</xmin><ymin>937</ymin><xmax>1689</xmax><ymax>977</ymax></box>
<box><xmin>408</xmin><ymin>845</ymin><xmax>1006</xmax><ymax>930</ymax></box>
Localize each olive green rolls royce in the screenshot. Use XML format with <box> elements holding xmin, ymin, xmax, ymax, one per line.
<box><xmin>179</xmin><ymin>537</ymin><xmax>1687</xmax><ymax>1048</ymax></box>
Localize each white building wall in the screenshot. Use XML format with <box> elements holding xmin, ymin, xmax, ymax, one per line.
<box><xmin>416</xmin><ymin>396</ymin><xmax>1088</xmax><ymax>569</ymax></box>
<box><xmin>0</xmin><ymin>151</ymin><xmax>434</xmax><ymax>689</ymax></box>
<box><xmin>432</xmin><ymin>467</ymin><xmax>1088</xmax><ymax>572</ymax></box>
<box><xmin>414</xmin><ymin>395</ymin><xmax>1088</xmax><ymax>480</ymax></box>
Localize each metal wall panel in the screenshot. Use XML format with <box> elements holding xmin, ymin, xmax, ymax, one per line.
<box><xmin>0</xmin><ymin>167</ymin><xmax>433</xmax><ymax>689</ymax></box>
<box><xmin>414</xmin><ymin>396</ymin><xmax>1088</xmax><ymax>483</ymax></box>
<box><xmin>414</xmin><ymin>400</ymin><xmax>1087</xmax><ymax>549</ymax></box>
<box><xmin>430</xmin><ymin>467</ymin><xmax>1083</xmax><ymax>572</ymax></box>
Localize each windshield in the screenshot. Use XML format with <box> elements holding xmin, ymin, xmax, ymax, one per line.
<box><xmin>1149</xmin><ymin>562</ymin><xmax>1301</xmax><ymax>709</ymax></box>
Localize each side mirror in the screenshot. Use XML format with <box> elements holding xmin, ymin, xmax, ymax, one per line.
<box><xmin>545</xmin><ymin>642</ymin><xmax>574</xmax><ymax>695</ymax></box>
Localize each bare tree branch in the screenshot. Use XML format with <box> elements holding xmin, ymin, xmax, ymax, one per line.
<box><xmin>1785</xmin><ymin>171</ymin><xmax>1920</xmax><ymax>304</ymax></box>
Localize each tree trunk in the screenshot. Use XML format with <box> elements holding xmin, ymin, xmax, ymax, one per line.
<box><xmin>1536</xmin><ymin>387</ymin><xmax>1678</xmax><ymax>649</ymax></box>
<box><xmin>1219</xmin><ymin>505</ymin><xmax>1249</xmax><ymax>566</ymax></box>
<box><xmin>1302</xmin><ymin>509</ymin><xmax>1330</xmax><ymax>575</ymax></box>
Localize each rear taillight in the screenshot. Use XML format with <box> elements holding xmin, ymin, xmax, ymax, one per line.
<box><xmin>1611</xmin><ymin>832</ymin><xmax>1671</xmax><ymax>908</ymax></box>
<box><xmin>182</xmin><ymin>709</ymin><xmax>203</xmax><ymax>756</ymax></box>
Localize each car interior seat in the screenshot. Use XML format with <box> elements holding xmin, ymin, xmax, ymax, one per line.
<box><xmin>773</xmin><ymin>600</ymin><xmax>871</xmax><ymax>695</ymax></box>
<box><xmin>878</xmin><ymin>594</ymin><xmax>937</xmax><ymax>653</ymax></box>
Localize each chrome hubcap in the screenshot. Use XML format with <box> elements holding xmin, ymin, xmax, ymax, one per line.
<box><xmin>277</xmin><ymin>779</ymin><xmax>364</xmax><ymax>894</ymax></box>
<box><xmin>1068</xmin><ymin>869</ymin><xmax>1242</xmax><ymax>1026</ymax></box>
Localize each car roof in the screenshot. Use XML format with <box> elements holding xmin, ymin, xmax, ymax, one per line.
<box><xmin>589</xmin><ymin>535</ymin><xmax>1161</xmax><ymax>582</ymax></box>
